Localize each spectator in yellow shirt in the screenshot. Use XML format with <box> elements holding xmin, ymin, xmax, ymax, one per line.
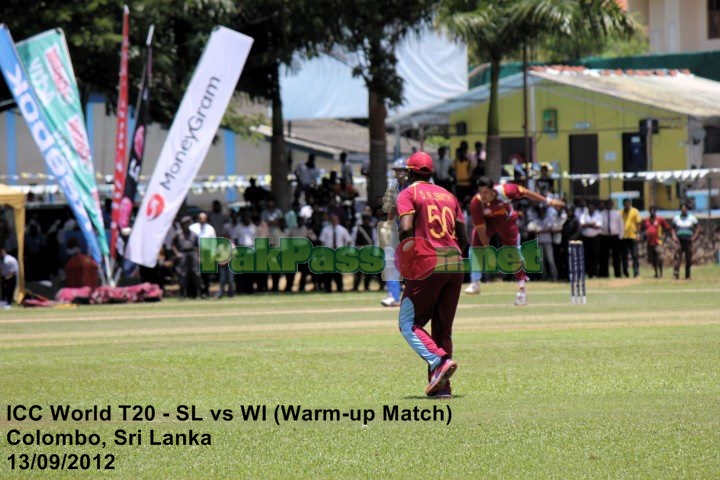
<box><xmin>620</xmin><ymin>198</ymin><xmax>642</xmax><ymax>278</ymax></box>
<box><xmin>450</xmin><ymin>141</ymin><xmax>473</xmax><ymax>204</ymax></box>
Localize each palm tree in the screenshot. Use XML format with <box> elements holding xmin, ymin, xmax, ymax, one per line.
<box><xmin>436</xmin><ymin>0</ymin><xmax>637</xmax><ymax>180</ymax></box>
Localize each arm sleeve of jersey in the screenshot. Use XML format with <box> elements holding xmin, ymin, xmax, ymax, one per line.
<box><xmin>501</xmin><ymin>183</ymin><xmax>525</xmax><ymax>200</ymax></box>
<box><xmin>454</xmin><ymin>200</ymin><xmax>464</xmax><ymax>223</ymax></box>
<box><xmin>396</xmin><ymin>189</ymin><xmax>415</xmax><ymax>217</ymax></box>
<box><xmin>469</xmin><ymin>196</ymin><xmax>485</xmax><ymax>226</ymax></box>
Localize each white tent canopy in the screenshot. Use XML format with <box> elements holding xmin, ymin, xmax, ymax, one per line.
<box><xmin>280</xmin><ymin>29</ymin><xmax>468</xmax><ymax>120</ymax></box>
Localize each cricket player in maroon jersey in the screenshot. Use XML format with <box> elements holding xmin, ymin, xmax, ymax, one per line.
<box><xmin>395</xmin><ymin>151</ymin><xmax>468</xmax><ymax>399</ymax></box>
<box><xmin>467</xmin><ymin>176</ymin><xmax>564</xmax><ymax>305</ymax></box>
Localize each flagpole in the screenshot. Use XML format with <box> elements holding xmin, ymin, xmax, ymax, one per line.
<box><xmin>120</xmin><ymin>24</ymin><xmax>153</xmax><ymax>269</ymax></box>
<box><xmin>109</xmin><ymin>4</ymin><xmax>130</xmax><ymax>285</ymax></box>
<box><xmin>132</xmin><ymin>26</ymin><xmax>153</xmax><ymax>114</ymax></box>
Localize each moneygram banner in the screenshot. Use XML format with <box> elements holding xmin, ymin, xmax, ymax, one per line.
<box><xmin>16</xmin><ymin>28</ymin><xmax>109</xmax><ymax>256</ymax></box>
<box><xmin>0</xmin><ymin>25</ymin><xmax>102</xmax><ymax>262</ymax></box>
<box><xmin>127</xmin><ymin>26</ymin><xmax>253</xmax><ymax>267</ymax></box>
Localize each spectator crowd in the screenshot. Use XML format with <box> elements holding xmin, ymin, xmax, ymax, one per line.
<box><xmin>0</xmin><ymin>146</ymin><xmax>708</xmax><ymax>303</ymax></box>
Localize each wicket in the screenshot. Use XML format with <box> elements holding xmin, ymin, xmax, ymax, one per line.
<box><xmin>569</xmin><ymin>240</ymin><xmax>586</xmax><ymax>304</ymax></box>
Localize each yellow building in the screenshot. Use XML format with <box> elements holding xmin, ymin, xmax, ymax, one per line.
<box><xmin>392</xmin><ymin>66</ymin><xmax>720</xmax><ymax>210</ymax></box>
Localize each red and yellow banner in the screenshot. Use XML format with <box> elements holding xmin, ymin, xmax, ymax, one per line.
<box><xmin>110</xmin><ymin>5</ymin><xmax>130</xmax><ymax>259</ymax></box>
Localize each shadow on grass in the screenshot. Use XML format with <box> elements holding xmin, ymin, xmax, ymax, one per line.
<box><xmin>402</xmin><ymin>395</ymin><xmax>466</xmax><ymax>400</ymax></box>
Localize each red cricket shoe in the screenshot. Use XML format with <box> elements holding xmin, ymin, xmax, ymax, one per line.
<box><xmin>425</xmin><ymin>359</ymin><xmax>457</xmax><ymax>395</ymax></box>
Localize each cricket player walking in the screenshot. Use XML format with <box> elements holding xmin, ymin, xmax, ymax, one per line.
<box><xmin>395</xmin><ymin>151</ymin><xmax>468</xmax><ymax>399</ymax></box>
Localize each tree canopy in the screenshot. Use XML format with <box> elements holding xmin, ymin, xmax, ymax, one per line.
<box><xmin>329</xmin><ymin>0</ymin><xmax>436</xmax><ymax>203</ymax></box>
<box><xmin>1</xmin><ymin>0</ymin><xmax>643</xmax><ymax>203</ymax></box>
<box><xmin>0</xmin><ymin>0</ymin><xmax>236</xmax><ymax>123</ymax></box>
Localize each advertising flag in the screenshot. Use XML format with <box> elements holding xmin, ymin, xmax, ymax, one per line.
<box><xmin>0</xmin><ymin>24</ymin><xmax>102</xmax><ymax>262</ymax></box>
<box><xmin>127</xmin><ymin>26</ymin><xmax>253</xmax><ymax>267</ymax></box>
<box><xmin>118</xmin><ymin>26</ymin><xmax>153</xmax><ymax>234</ymax></box>
<box><xmin>15</xmin><ymin>28</ymin><xmax>109</xmax><ymax>257</ymax></box>
<box><xmin>110</xmin><ymin>5</ymin><xmax>130</xmax><ymax>259</ymax></box>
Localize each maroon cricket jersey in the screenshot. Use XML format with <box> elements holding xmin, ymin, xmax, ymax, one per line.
<box><xmin>396</xmin><ymin>181</ymin><xmax>464</xmax><ymax>252</ymax></box>
<box><xmin>470</xmin><ymin>183</ymin><xmax>526</xmax><ymax>228</ymax></box>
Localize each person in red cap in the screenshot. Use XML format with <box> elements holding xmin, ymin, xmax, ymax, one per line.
<box><xmin>395</xmin><ymin>151</ymin><xmax>468</xmax><ymax>399</ymax></box>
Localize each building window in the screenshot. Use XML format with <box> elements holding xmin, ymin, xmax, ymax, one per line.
<box><xmin>709</xmin><ymin>0</ymin><xmax>720</xmax><ymax>39</ymax></box>
<box><xmin>704</xmin><ymin>127</ymin><xmax>720</xmax><ymax>153</ymax></box>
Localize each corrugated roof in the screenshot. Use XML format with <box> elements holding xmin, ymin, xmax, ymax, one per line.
<box><xmin>390</xmin><ymin>66</ymin><xmax>720</xmax><ymax>127</ymax></box>
<box><xmin>468</xmin><ymin>49</ymin><xmax>720</xmax><ymax>89</ymax></box>
<box><xmin>389</xmin><ymin>73</ymin><xmax>527</xmax><ymax>127</ymax></box>
<box><xmin>530</xmin><ymin>66</ymin><xmax>720</xmax><ymax>120</ymax></box>
<box><xmin>253</xmin><ymin>119</ymin><xmax>420</xmax><ymax>160</ymax></box>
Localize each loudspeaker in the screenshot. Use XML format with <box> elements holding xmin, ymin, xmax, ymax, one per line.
<box><xmin>639</xmin><ymin>118</ymin><xmax>659</xmax><ymax>135</ymax></box>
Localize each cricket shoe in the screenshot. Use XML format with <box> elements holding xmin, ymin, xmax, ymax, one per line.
<box><xmin>515</xmin><ymin>289</ymin><xmax>527</xmax><ymax>306</ymax></box>
<box><xmin>425</xmin><ymin>359</ymin><xmax>457</xmax><ymax>395</ymax></box>
<box><xmin>464</xmin><ymin>281</ymin><xmax>481</xmax><ymax>295</ymax></box>
<box><xmin>426</xmin><ymin>375</ymin><xmax>451</xmax><ymax>399</ymax></box>
<box><xmin>427</xmin><ymin>389</ymin><xmax>452</xmax><ymax>399</ymax></box>
<box><xmin>381</xmin><ymin>296</ymin><xmax>401</xmax><ymax>307</ymax></box>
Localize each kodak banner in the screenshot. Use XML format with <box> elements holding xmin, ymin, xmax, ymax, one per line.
<box><xmin>16</xmin><ymin>28</ymin><xmax>109</xmax><ymax>256</ymax></box>
<box><xmin>126</xmin><ymin>26</ymin><xmax>253</xmax><ymax>267</ymax></box>
<box><xmin>0</xmin><ymin>25</ymin><xmax>102</xmax><ymax>262</ymax></box>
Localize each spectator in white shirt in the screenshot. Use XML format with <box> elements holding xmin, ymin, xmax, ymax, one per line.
<box><xmin>579</xmin><ymin>201</ymin><xmax>603</xmax><ymax>278</ymax></box>
<box><xmin>433</xmin><ymin>146</ymin><xmax>453</xmax><ymax>191</ymax></box>
<box><xmin>261</xmin><ymin>196</ymin><xmax>283</xmax><ymax>248</ymax></box>
<box><xmin>287</xmin><ymin>216</ymin><xmax>317</xmax><ymax>292</ymax></box>
<box><xmin>233</xmin><ymin>211</ymin><xmax>257</xmax><ymax>294</ymax></box>
<box><xmin>535</xmin><ymin>205</ymin><xmax>559</xmax><ymax>281</ymax></box>
<box><xmin>190</xmin><ymin>212</ymin><xmax>217</xmax><ymax>244</ymax></box>
<box><xmin>295</xmin><ymin>154</ymin><xmax>319</xmax><ymax>202</ymax></box>
<box><xmin>319</xmin><ymin>214</ymin><xmax>352</xmax><ymax>292</ymax></box>
<box><xmin>599</xmin><ymin>199</ymin><xmax>624</xmax><ymax>278</ymax></box>
<box><xmin>299</xmin><ymin>195</ymin><xmax>315</xmax><ymax>221</ymax></box>
<box><xmin>1</xmin><ymin>247</ymin><xmax>19</xmax><ymax>305</ymax></box>
<box><xmin>190</xmin><ymin>212</ymin><xmax>217</xmax><ymax>297</ymax></box>
<box><xmin>233</xmin><ymin>211</ymin><xmax>257</xmax><ymax>248</ymax></box>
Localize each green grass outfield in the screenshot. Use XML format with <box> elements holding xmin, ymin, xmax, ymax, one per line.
<box><xmin>1</xmin><ymin>266</ymin><xmax>720</xmax><ymax>479</ymax></box>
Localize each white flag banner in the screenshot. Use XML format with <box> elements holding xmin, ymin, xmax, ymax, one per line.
<box><xmin>126</xmin><ymin>26</ymin><xmax>252</xmax><ymax>267</ymax></box>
